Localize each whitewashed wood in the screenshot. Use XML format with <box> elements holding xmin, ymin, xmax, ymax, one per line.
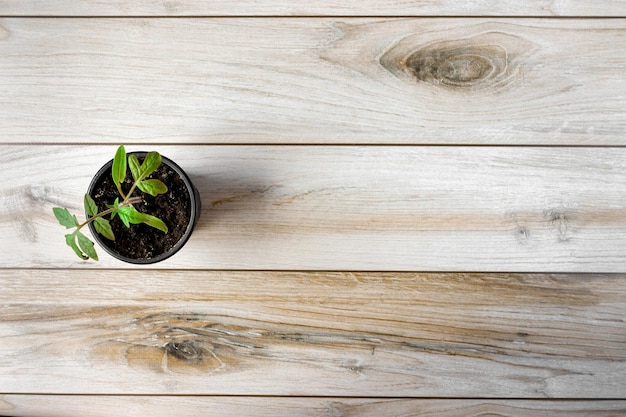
<box><xmin>1</xmin><ymin>270</ymin><xmax>624</xmax><ymax>396</ymax></box>
<box><xmin>2</xmin><ymin>396</ymin><xmax>625</xmax><ymax>417</ymax></box>
<box><xmin>1</xmin><ymin>0</ymin><xmax>626</xmax><ymax>16</ymax></box>
<box><xmin>2</xmin><ymin>145</ymin><xmax>626</xmax><ymax>271</ymax></box>
<box><xmin>1</xmin><ymin>18</ymin><xmax>625</xmax><ymax>145</ymax></box>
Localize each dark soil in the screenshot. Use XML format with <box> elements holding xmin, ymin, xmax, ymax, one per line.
<box><xmin>90</xmin><ymin>160</ymin><xmax>191</xmax><ymax>260</ymax></box>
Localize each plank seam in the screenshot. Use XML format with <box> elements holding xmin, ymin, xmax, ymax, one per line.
<box><xmin>1</xmin><ymin>15</ymin><xmax>626</xmax><ymax>19</ymax></box>
<box><xmin>1</xmin><ymin>394</ymin><xmax>625</xmax><ymax>400</ymax></box>
<box><xmin>4</xmin><ymin>143</ymin><xmax>626</xmax><ymax>148</ymax></box>
<box><xmin>1</xmin><ymin>267</ymin><xmax>624</xmax><ymax>275</ymax></box>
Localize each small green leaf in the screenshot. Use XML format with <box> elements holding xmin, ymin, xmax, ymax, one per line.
<box><xmin>118</xmin><ymin>205</ymin><xmax>145</xmax><ymax>226</ymax></box>
<box><xmin>65</xmin><ymin>233</ymin><xmax>88</xmax><ymax>260</ymax></box>
<box><xmin>141</xmin><ymin>213</ymin><xmax>168</xmax><ymax>233</ymax></box>
<box><xmin>84</xmin><ymin>194</ymin><xmax>98</xmax><ymax>217</ymax></box>
<box><xmin>107</xmin><ymin>197</ymin><xmax>119</xmax><ymax>219</ymax></box>
<box><xmin>111</xmin><ymin>197</ymin><xmax>120</xmax><ymax>220</ymax></box>
<box><xmin>117</xmin><ymin>205</ymin><xmax>133</xmax><ymax>227</ymax></box>
<box><xmin>137</xmin><ymin>179</ymin><xmax>168</xmax><ymax>197</ymax></box>
<box><xmin>129</xmin><ymin>154</ymin><xmax>141</xmax><ymax>181</ymax></box>
<box><xmin>94</xmin><ymin>217</ymin><xmax>115</xmax><ymax>241</ymax></box>
<box><xmin>139</xmin><ymin>151</ymin><xmax>161</xmax><ymax>178</ymax></box>
<box><xmin>112</xmin><ymin>145</ymin><xmax>127</xmax><ymax>191</ymax></box>
<box><xmin>53</xmin><ymin>208</ymin><xmax>79</xmax><ymax>229</ymax></box>
<box><xmin>117</xmin><ymin>205</ymin><xmax>167</xmax><ymax>233</ymax></box>
<box><xmin>126</xmin><ymin>206</ymin><xmax>147</xmax><ymax>224</ymax></box>
<box><xmin>76</xmin><ymin>231</ymin><xmax>98</xmax><ymax>261</ymax></box>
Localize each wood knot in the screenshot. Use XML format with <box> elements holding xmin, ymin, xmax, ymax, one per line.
<box><xmin>405</xmin><ymin>46</ymin><xmax>504</xmax><ymax>88</ymax></box>
<box><xmin>380</xmin><ymin>31</ymin><xmax>532</xmax><ymax>91</ymax></box>
<box><xmin>165</xmin><ymin>340</ymin><xmax>205</xmax><ymax>363</ymax></box>
<box><xmin>544</xmin><ymin>207</ymin><xmax>574</xmax><ymax>242</ymax></box>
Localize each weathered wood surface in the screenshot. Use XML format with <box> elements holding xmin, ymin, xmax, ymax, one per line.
<box><xmin>2</xmin><ymin>397</ymin><xmax>626</xmax><ymax>417</ymax></box>
<box><xmin>2</xmin><ymin>145</ymin><xmax>625</xmax><ymax>271</ymax></box>
<box><xmin>1</xmin><ymin>270</ymin><xmax>624</xmax><ymax>397</ymax></box>
<box><xmin>2</xmin><ymin>0</ymin><xmax>626</xmax><ymax>16</ymax></box>
<box><xmin>1</xmin><ymin>2</ymin><xmax>625</xmax><ymax>414</ymax></box>
<box><xmin>1</xmin><ymin>18</ymin><xmax>625</xmax><ymax>145</ymax></box>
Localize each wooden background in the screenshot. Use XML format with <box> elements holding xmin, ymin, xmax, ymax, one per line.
<box><xmin>1</xmin><ymin>1</ymin><xmax>625</xmax><ymax>416</ymax></box>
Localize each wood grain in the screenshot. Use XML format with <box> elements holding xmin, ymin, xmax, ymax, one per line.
<box><xmin>2</xmin><ymin>396</ymin><xmax>626</xmax><ymax>417</ymax></box>
<box><xmin>1</xmin><ymin>18</ymin><xmax>625</xmax><ymax>145</ymax></box>
<box><xmin>1</xmin><ymin>270</ymin><xmax>624</xmax><ymax>397</ymax></box>
<box><xmin>1</xmin><ymin>0</ymin><xmax>626</xmax><ymax>16</ymax></box>
<box><xmin>2</xmin><ymin>145</ymin><xmax>625</xmax><ymax>271</ymax></box>
<box><xmin>1</xmin><ymin>8</ymin><xmax>625</xmax><ymax>411</ymax></box>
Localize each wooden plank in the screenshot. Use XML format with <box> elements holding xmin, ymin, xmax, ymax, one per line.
<box><xmin>2</xmin><ymin>145</ymin><xmax>626</xmax><ymax>271</ymax></box>
<box><xmin>2</xmin><ymin>397</ymin><xmax>626</xmax><ymax>417</ymax></box>
<box><xmin>1</xmin><ymin>18</ymin><xmax>625</xmax><ymax>145</ymax></box>
<box><xmin>1</xmin><ymin>1</ymin><xmax>626</xmax><ymax>17</ymax></box>
<box><xmin>1</xmin><ymin>270</ymin><xmax>625</xmax><ymax>396</ymax></box>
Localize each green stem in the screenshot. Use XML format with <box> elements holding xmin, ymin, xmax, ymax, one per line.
<box><xmin>77</xmin><ymin>176</ymin><xmax>144</xmax><ymax>235</ymax></box>
<box><xmin>125</xmin><ymin>178</ymin><xmax>142</xmax><ymax>202</ymax></box>
<box><xmin>115</xmin><ymin>183</ymin><xmax>127</xmax><ymax>200</ymax></box>
<box><xmin>76</xmin><ymin>196</ymin><xmax>142</xmax><ymax>232</ymax></box>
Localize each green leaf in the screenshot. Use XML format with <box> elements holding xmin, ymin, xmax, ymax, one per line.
<box><xmin>137</xmin><ymin>179</ymin><xmax>168</xmax><ymax>197</ymax></box>
<box><xmin>129</xmin><ymin>154</ymin><xmax>141</xmax><ymax>182</ymax></box>
<box><xmin>139</xmin><ymin>151</ymin><xmax>161</xmax><ymax>178</ymax></box>
<box><xmin>112</xmin><ymin>145</ymin><xmax>127</xmax><ymax>191</ymax></box>
<box><xmin>76</xmin><ymin>231</ymin><xmax>98</xmax><ymax>261</ymax></box>
<box><xmin>107</xmin><ymin>197</ymin><xmax>120</xmax><ymax>219</ymax></box>
<box><xmin>117</xmin><ymin>205</ymin><xmax>133</xmax><ymax>228</ymax></box>
<box><xmin>118</xmin><ymin>205</ymin><xmax>145</xmax><ymax>227</ymax></box>
<box><xmin>94</xmin><ymin>217</ymin><xmax>115</xmax><ymax>241</ymax></box>
<box><xmin>65</xmin><ymin>233</ymin><xmax>88</xmax><ymax>260</ymax></box>
<box><xmin>84</xmin><ymin>194</ymin><xmax>98</xmax><ymax>217</ymax></box>
<box><xmin>53</xmin><ymin>208</ymin><xmax>79</xmax><ymax>229</ymax></box>
<box><xmin>140</xmin><ymin>213</ymin><xmax>168</xmax><ymax>233</ymax></box>
<box><xmin>126</xmin><ymin>206</ymin><xmax>147</xmax><ymax>224</ymax></box>
<box><xmin>117</xmin><ymin>205</ymin><xmax>168</xmax><ymax>233</ymax></box>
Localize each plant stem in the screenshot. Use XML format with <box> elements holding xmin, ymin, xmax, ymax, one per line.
<box><xmin>76</xmin><ymin>195</ymin><xmax>142</xmax><ymax>232</ymax></box>
<box><xmin>126</xmin><ymin>180</ymin><xmax>141</xmax><ymax>201</ymax></box>
<box><xmin>116</xmin><ymin>183</ymin><xmax>127</xmax><ymax>200</ymax></box>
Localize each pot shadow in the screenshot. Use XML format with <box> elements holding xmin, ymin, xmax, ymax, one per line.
<box><xmin>186</xmin><ymin>160</ymin><xmax>280</xmax><ymax>236</ymax></box>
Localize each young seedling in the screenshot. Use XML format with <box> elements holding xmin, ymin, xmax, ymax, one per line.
<box><xmin>53</xmin><ymin>145</ymin><xmax>169</xmax><ymax>261</ymax></box>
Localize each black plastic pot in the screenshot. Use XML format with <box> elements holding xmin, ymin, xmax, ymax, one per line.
<box><xmin>87</xmin><ymin>151</ymin><xmax>201</xmax><ymax>264</ymax></box>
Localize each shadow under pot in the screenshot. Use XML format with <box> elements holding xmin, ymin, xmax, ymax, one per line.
<box><xmin>87</xmin><ymin>152</ymin><xmax>201</xmax><ymax>264</ymax></box>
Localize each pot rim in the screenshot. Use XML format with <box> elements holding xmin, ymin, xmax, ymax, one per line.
<box><xmin>86</xmin><ymin>151</ymin><xmax>201</xmax><ymax>264</ymax></box>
